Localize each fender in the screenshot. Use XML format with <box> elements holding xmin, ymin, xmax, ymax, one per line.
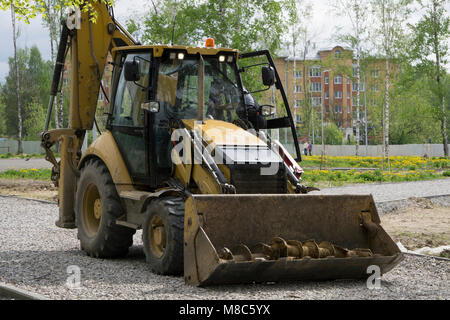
<box><xmin>78</xmin><ymin>131</ymin><xmax>132</xmax><ymax>185</ymax></box>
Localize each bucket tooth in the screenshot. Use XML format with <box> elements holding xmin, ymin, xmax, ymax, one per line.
<box><xmin>270</xmin><ymin>237</ymin><xmax>288</xmax><ymax>259</ymax></box>
<box><xmin>333</xmin><ymin>245</ymin><xmax>350</xmax><ymax>258</ymax></box>
<box><xmin>318</xmin><ymin>241</ymin><xmax>336</xmax><ymax>258</ymax></box>
<box><xmin>218</xmin><ymin>247</ymin><xmax>234</xmax><ymax>260</ymax></box>
<box><xmin>251</xmin><ymin>243</ymin><xmax>271</xmax><ymax>261</ymax></box>
<box><xmin>303</xmin><ymin>240</ymin><xmax>320</xmax><ymax>258</ymax></box>
<box><xmin>232</xmin><ymin>244</ymin><xmax>253</xmax><ymax>262</ymax></box>
<box><xmin>348</xmin><ymin>248</ymin><xmax>373</xmax><ymax>257</ymax></box>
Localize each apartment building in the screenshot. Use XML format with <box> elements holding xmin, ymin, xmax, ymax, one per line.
<box><xmin>273</xmin><ymin>45</ymin><xmax>393</xmax><ymax>142</ymax></box>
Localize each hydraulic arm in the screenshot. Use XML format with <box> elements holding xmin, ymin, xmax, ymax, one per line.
<box><xmin>42</xmin><ymin>2</ymin><xmax>136</xmax><ymax>227</ymax></box>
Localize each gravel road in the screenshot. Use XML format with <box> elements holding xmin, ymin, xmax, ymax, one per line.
<box><xmin>0</xmin><ymin>187</ymin><xmax>449</xmax><ymax>300</ymax></box>
<box><xmin>0</xmin><ymin>159</ymin><xmax>52</xmax><ymax>172</ymax></box>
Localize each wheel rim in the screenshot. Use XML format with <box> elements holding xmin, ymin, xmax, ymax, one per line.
<box><xmin>148</xmin><ymin>215</ymin><xmax>167</xmax><ymax>258</ymax></box>
<box><xmin>82</xmin><ymin>183</ymin><xmax>101</xmax><ymax>237</ymax></box>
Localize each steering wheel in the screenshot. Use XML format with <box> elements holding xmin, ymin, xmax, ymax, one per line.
<box><xmin>233</xmin><ymin>118</ymin><xmax>254</xmax><ymax>130</ymax></box>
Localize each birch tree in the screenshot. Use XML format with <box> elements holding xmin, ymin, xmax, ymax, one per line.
<box><xmin>333</xmin><ymin>0</ymin><xmax>370</xmax><ymax>156</ymax></box>
<box><xmin>10</xmin><ymin>4</ymin><xmax>23</xmax><ymax>153</ymax></box>
<box><xmin>371</xmin><ymin>0</ymin><xmax>411</xmax><ymax>159</ymax></box>
<box><xmin>409</xmin><ymin>0</ymin><xmax>449</xmax><ymax>156</ymax></box>
<box><xmin>286</xmin><ymin>0</ymin><xmax>311</xmax><ymax>134</ymax></box>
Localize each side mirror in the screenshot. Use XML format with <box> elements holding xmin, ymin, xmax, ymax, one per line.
<box><xmin>261</xmin><ymin>105</ymin><xmax>276</xmax><ymax>117</ymax></box>
<box><xmin>141</xmin><ymin>101</ymin><xmax>160</xmax><ymax>113</ymax></box>
<box><xmin>262</xmin><ymin>66</ymin><xmax>275</xmax><ymax>86</ymax></box>
<box><xmin>124</xmin><ymin>60</ymin><xmax>141</xmax><ymax>82</ymax></box>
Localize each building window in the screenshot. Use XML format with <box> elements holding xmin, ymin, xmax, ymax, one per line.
<box><xmin>353</xmin><ymin>67</ymin><xmax>358</xmax><ymax>77</ymax></box>
<box><xmin>334</xmin><ymin>105</ymin><xmax>342</xmax><ymax>113</ymax></box>
<box><xmin>347</xmin><ymin>91</ymin><xmax>350</xmax><ymax>99</ymax></box>
<box><xmin>296</xmin><ymin>114</ymin><xmax>302</xmax><ymax>123</ymax></box>
<box><xmin>371</xmin><ymin>70</ymin><xmax>379</xmax><ymax>78</ymax></box>
<box><xmin>347</xmin><ymin>120</ymin><xmax>351</xmax><ymax>128</ymax></box>
<box><xmin>335</xmin><ymin>50</ymin><xmax>341</xmax><ymax>59</ymax></box>
<box><xmin>294</xmin><ymin>85</ymin><xmax>302</xmax><ymax>93</ymax></box>
<box><xmin>347</xmin><ymin>78</ymin><xmax>351</xmax><ymax>85</ymax></box>
<box><xmin>325</xmin><ymin>76</ymin><xmax>329</xmax><ymax>84</ymax></box>
<box><xmin>325</xmin><ymin>91</ymin><xmax>329</xmax><ymax>99</ymax></box>
<box><xmin>309</xmin><ymin>67</ymin><xmax>321</xmax><ymax>77</ymax></box>
<box><xmin>296</xmin><ymin>99</ymin><xmax>302</xmax><ymax>107</ymax></box>
<box><xmin>295</xmin><ymin>70</ymin><xmax>302</xmax><ymax>78</ymax></box>
<box><xmin>312</xmin><ymin>97</ymin><xmax>322</xmax><ymax>106</ymax></box>
<box><xmin>352</xmin><ymin>82</ymin><xmax>365</xmax><ymax>92</ymax></box>
<box><xmin>310</xmin><ymin>82</ymin><xmax>322</xmax><ymax>92</ymax></box>
<box><xmin>325</xmin><ymin>106</ymin><xmax>329</xmax><ymax>113</ymax></box>
<box><xmin>334</xmin><ymin>75</ymin><xmax>342</xmax><ymax>84</ymax></box>
<box><xmin>347</xmin><ymin>106</ymin><xmax>351</xmax><ymax>113</ymax></box>
<box><xmin>371</xmin><ymin>84</ymin><xmax>379</xmax><ymax>92</ymax></box>
<box><xmin>335</xmin><ymin>91</ymin><xmax>343</xmax><ymax>99</ymax></box>
<box><xmin>98</xmin><ymin>92</ymin><xmax>104</xmax><ymax>101</ymax></box>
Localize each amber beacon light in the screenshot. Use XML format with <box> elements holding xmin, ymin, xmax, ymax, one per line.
<box><xmin>205</xmin><ymin>38</ymin><xmax>215</xmax><ymax>48</ymax></box>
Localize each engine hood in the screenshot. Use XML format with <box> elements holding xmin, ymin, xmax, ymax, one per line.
<box><xmin>182</xmin><ymin>119</ymin><xmax>267</xmax><ymax>148</ymax></box>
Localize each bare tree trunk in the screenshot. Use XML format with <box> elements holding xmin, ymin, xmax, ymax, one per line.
<box><xmin>356</xmin><ymin>47</ymin><xmax>361</xmax><ymax>156</ymax></box>
<box><xmin>432</xmin><ymin>0</ymin><xmax>448</xmax><ymax>156</ymax></box>
<box><xmin>384</xmin><ymin>58</ymin><xmax>390</xmax><ymax>159</ymax></box>
<box><xmin>355</xmin><ymin>4</ymin><xmax>361</xmax><ymax>157</ymax></box>
<box><xmin>11</xmin><ymin>5</ymin><xmax>23</xmax><ymax>154</ymax></box>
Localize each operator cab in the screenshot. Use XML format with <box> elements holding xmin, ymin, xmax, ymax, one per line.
<box><xmin>107</xmin><ymin>42</ymin><xmax>300</xmax><ymax>188</ymax></box>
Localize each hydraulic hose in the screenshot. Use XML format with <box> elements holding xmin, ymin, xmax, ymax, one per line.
<box><xmin>44</xmin><ymin>23</ymin><xmax>70</xmax><ymax>131</ymax></box>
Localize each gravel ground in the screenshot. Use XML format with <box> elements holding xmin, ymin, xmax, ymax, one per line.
<box><xmin>0</xmin><ymin>193</ymin><xmax>448</xmax><ymax>300</ymax></box>
<box><xmin>313</xmin><ymin>178</ymin><xmax>450</xmax><ymax>202</ymax></box>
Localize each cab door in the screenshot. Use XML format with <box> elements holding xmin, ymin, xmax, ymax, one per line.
<box><xmin>109</xmin><ymin>52</ymin><xmax>152</xmax><ymax>185</ymax></box>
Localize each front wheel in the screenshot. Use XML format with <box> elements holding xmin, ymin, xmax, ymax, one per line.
<box><xmin>142</xmin><ymin>197</ymin><xmax>185</xmax><ymax>275</ymax></box>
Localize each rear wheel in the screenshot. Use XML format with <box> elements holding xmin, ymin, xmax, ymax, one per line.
<box><xmin>75</xmin><ymin>158</ymin><xmax>135</xmax><ymax>258</ymax></box>
<box><xmin>142</xmin><ymin>197</ymin><xmax>185</xmax><ymax>275</ymax></box>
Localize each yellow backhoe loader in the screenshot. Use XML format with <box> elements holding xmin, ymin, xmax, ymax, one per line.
<box><xmin>41</xmin><ymin>1</ymin><xmax>403</xmax><ymax>286</ymax></box>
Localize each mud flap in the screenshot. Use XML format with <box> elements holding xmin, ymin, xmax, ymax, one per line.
<box><xmin>184</xmin><ymin>194</ymin><xmax>403</xmax><ymax>286</ymax></box>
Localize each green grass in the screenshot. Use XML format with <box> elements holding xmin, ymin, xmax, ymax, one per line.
<box><xmin>300</xmin><ymin>155</ymin><xmax>450</xmax><ymax>170</ymax></box>
<box><xmin>0</xmin><ymin>168</ymin><xmax>51</xmax><ymax>180</ymax></box>
<box><xmin>301</xmin><ymin>169</ymin><xmax>447</xmax><ymax>186</ymax></box>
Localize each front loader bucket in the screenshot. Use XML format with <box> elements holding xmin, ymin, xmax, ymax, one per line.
<box><xmin>184</xmin><ymin>194</ymin><xmax>403</xmax><ymax>286</ymax></box>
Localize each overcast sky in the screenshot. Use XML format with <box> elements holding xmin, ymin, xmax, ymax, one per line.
<box><xmin>0</xmin><ymin>0</ymin><xmax>448</xmax><ymax>82</ymax></box>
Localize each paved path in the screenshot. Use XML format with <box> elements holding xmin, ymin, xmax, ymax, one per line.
<box><xmin>0</xmin><ymin>159</ymin><xmax>52</xmax><ymax>172</ymax></box>
<box><xmin>313</xmin><ymin>178</ymin><xmax>450</xmax><ymax>202</ymax></box>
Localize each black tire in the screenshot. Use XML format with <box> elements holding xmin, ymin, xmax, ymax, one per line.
<box><xmin>142</xmin><ymin>197</ymin><xmax>185</xmax><ymax>275</ymax></box>
<box><xmin>75</xmin><ymin>158</ymin><xmax>135</xmax><ymax>258</ymax></box>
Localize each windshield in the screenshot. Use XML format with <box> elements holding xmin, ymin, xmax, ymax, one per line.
<box><xmin>156</xmin><ymin>55</ymin><xmax>244</xmax><ymax>123</ymax></box>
